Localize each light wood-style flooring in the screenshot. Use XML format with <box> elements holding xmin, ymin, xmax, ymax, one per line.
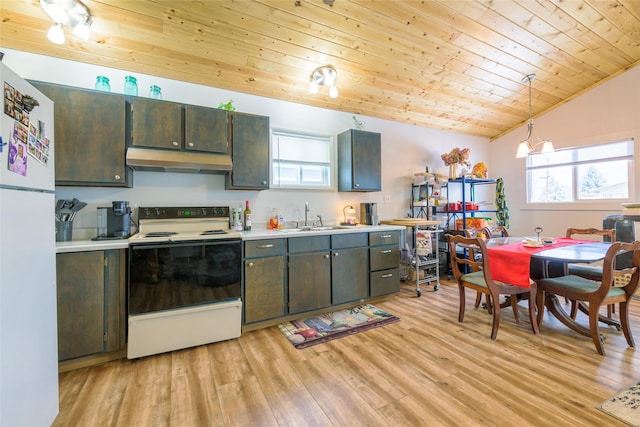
<box><xmin>52</xmin><ymin>280</ymin><xmax>639</xmax><ymax>426</ymax></box>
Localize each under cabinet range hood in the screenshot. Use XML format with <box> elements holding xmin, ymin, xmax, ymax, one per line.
<box><xmin>126</xmin><ymin>147</ymin><xmax>232</xmax><ymax>174</ymax></box>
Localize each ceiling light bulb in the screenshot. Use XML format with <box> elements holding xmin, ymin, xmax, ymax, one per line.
<box><xmin>516</xmin><ymin>141</ymin><xmax>531</xmax><ymax>158</ymax></box>
<box><xmin>309</xmin><ymin>80</ymin><xmax>318</xmax><ymax>94</ymax></box>
<box><xmin>47</xmin><ymin>23</ymin><xmax>65</xmax><ymax>44</ymax></box>
<box><xmin>73</xmin><ymin>17</ymin><xmax>92</xmax><ymax>40</ymax></box>
<box><xmin>329</xmin><ymin>85</ymin><xmax>338</xmax><ymax>98</ymax></box>
<box><xmin>540</xmin><ymin>141</ymin><xmax>554</xmax><ymax>153</ymax></box>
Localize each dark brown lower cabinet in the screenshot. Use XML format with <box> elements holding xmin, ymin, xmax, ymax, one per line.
<box><xmin>243</xmin><ymin>239</ymin><xmax>286</xmax><ymax>324</ymax></box>
<box><xmin>56</xmin><ymin>250</ymin><xmax>126</xmax><ymax>363</ymax></box>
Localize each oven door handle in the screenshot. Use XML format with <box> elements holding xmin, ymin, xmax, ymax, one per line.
<box><xmin>130</xmin><ymin>238</ymin><xmax>241</xmax><ymax>250</ymax></box>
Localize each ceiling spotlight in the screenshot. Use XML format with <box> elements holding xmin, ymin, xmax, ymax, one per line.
<box><xmin>309</xmin><ymin>65</ymin><xmax>338</xmax><ymax>98</ymax></box>
<box><xmin>47</xmin><ymin>23</ymin><xmax>65</xmax><ymax>44</ymax></box>
<box><xmin>40</xmin><ymin>0</ymin><xmax>93</xmax><ymax>44</ymax></box>
<box><xmin>515</xmin><ymin>73</ymin><xmax>555</xmax><ymax>158</ymax></box>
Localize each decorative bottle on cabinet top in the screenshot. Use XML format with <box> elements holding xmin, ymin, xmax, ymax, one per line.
<box><xmin>95</xmin><ymin>76</ymin><xmax>111</xmax><ymax>92</ymax></box>
<box><xmin>149</xmin><ymin>85</ymin><xmax>162</xmax><ymax>100</ymax></box>
<box><xmin>124</xmin><ymin>76</ymin><xmax>138</xmax><ymax>96</ymax></box>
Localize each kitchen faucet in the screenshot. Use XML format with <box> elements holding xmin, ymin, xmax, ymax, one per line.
<box><xmin>304</xmin><ymin>201</ymin><xmax>310</xmax><ymax>226</ymax></box>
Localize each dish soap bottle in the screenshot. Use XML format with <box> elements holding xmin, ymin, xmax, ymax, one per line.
<box><xmin>243</xmin><ymin>200</ymin><xmax>252</xmax><ymax>231</ymax></box>
<box><xmin>269</xmin><ymin>209</ymin><xmax>279</xmax><ymax>230</ymax></box>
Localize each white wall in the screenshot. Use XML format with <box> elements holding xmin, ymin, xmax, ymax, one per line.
<box><xmin>1</xmin><ymin>48</ymin><xmax>488</xmax><ymax>238</ymax></box>
<box><xmin>490</xmin><ymin>66</ymin><xmax>640</xmax><ymax>238</ymax></box>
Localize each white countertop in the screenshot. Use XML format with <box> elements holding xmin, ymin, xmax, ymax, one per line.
<box><xmin>240</xmin><ymin>224</ymin><xmax>404</xmax><ymax>241</ymax></box>
<box><xmin>56</xmin><ymin>239</ymin><xmax>130</xmax><ymax>253</ymax></box>
<box><xmin>56</xmin><ymin>224</ymin><xmax>405</xmax><ymax>252</ymax></box>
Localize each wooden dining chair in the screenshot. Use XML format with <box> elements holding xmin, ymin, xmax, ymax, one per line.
<box><xmin>463</xmin><ymin>228</ymin><xmax>491</xmax><ymax>310</ymax></box>
<box><xmin>535</xmin><ymin>241</ymin><xmax>640</xmax><ymax>355</ymax></box>
<box><xmin>564</xmin><ymin>227</ymin><xmax>617</xmax><ymax>317</ymax></box>
<box><xmin>485</xmin><ymin>226</ymin><xmax>509</xmax><ymax>238</ymax></box>
<box><xmin>464</xmin><ymin>226</ymin><xmax>518</xmax><ymax>316</ymax></box>
<box><xmin>446</xmin><ymin>234</ymin><xmax>539</xmax><ymax>340</ymax></box>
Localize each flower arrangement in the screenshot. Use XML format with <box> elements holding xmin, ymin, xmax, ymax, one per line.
<box><xmin>441</xmin><ymin>147</ymin><xmax>471</xmax><ymax>167</ymax></box>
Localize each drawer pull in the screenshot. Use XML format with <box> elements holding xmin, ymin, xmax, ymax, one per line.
<box><xmin>381</xmin><ymin>234</ymin><xmax>392</xmax><ymax>239</ymax></box>
<box><xmin>381</xmin><ymin>273</ymin><xmax>394</xmax><ymax>278</ymax></box>
<box><xmin>380</xmin><ymin>249</ymin><xmax>392</xmax><ymax>254</ymax></box>
<box><xmin>248</xmin><ymin>262</ymin><xmax>254</xmax><ymax>267</ymax></box>
<box><xmin>257</xmin><ymin>244</ymin><xmax>274</xmax><ymax>249</ymax></box>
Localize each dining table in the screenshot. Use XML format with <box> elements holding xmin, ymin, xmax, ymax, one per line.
<box><xmin>484</xmin><ymin>236</ymin><xmax>619</xmax><ymax>331</ymax></box>
<box><xmin>484</xmin><ymin>236</ymin><xmax>609</xmax><ymax>286</ymax></box>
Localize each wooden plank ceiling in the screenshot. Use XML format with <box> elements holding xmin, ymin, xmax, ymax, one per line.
<box><xmin>2</xmin><ymin>0</ymin><xmax>640</xmax><ymax>139</ymax></box>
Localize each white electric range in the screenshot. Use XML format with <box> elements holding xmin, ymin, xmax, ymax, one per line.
<box><xmin>127</xmin><ymin>206</ymin><xmax>242</xmax><ymax>359</ymax></box>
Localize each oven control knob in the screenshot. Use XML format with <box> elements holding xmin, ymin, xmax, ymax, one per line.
<box><xmin>200</xmin><ymin>208</ymin><xmax>208</xmax><ymax>216</ymax></box>
<box><xmin>142</xmin><ymin>208</ymin><xmax>150</xmax><ymax>218</ymax></box>
<box><xmin>155</xmin><ymin>208</ymin><xmax>161</xmax><ymax>217</ymax></box>
<box><xmin>212</xmin><ymin>207</ymin><xmax>219</xmax><ymax>216</ymax></box>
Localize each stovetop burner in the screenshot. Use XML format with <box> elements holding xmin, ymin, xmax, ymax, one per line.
<box><xmin>130</xmin><ymin>206</ymin><xmax>241</xmax><ymax>243</ymax></box>
<box><xmin>201</xmin><ymin>229</ymin><xmax>228</xmax><ymax>235</ymax></box>
<box><xmin>144</xmin><ymin>231</ymin><xmax>178</xmax><ymax>238</ymax></box>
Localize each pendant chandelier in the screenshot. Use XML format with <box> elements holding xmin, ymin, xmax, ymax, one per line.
<box><xmin>515</xmin><ymin>74</ymin><xmax>554</xmax><ymax>158</ymax></box>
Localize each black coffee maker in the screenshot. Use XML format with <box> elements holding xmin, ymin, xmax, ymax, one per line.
<box><xmin>96</xmin><ymin>201</ymin><xmax>132</xmax><ymax>239</ymax></box>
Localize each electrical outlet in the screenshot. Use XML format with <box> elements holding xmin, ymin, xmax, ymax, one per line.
<box><xmin>384</xmin><ymin>194</ymin><xmax>391</xmax><ymax>203</ymax></box>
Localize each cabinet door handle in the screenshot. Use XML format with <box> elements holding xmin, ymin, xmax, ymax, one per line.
<box><xmin>257</xmin><ymin>244</ymin><xmax>274</xmax><ymax>248</ymax></box>
<box><xmin>381</xmin><ymin>273</ymin><xmax>393</xmax><ymax>278</ymax></box>
<box><xmin>333</xmin><ymin>252</ymin><xmax>339</xmax><ymax>257</ymax></box>
<box><xmin>172</xmin><ymin>141</ymin><xmax>179</xmax><ymax>146</ymax></box>
<box><xmin>380</xmin><ymin>249</ymin><xmax>392</xmax><ymax>254</ymax></box>
<box><xmin>324</xmin><ymin>254</ymin><xmax>330</xmax><ymax>258</ymax></box>
<box><xmin>114</xmin><ymin>174</ymin><xmax>121</xmax><ymax>181</ymax></box>
<box><xmin>248</xmin><ymin>262</ymin><xmax>254</xmax><ymax>267</ymax></box>
<box><xmin>354</xmin><ymin>183</ymin><xmax>360</xmax><ymax>187</ymax></box>
<box><xmin>261</xmin><ymin>181</ymin><xmax>267</xmax><ymax>185</ymax></box>
<box><xmin>187</xmin><ymin>142</ymin><xmax>194</xmax><ymax>147</ymax></box>
<box><xmin>381</xmin><ymin>234</ymin><xmax>392</xmax><ymax>239</ymax></box>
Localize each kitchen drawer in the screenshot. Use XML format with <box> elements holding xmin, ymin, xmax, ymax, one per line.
<box><xmin>244</xmin><ymin>239</ymin><xmax>285</xmax><ymax>258</ymax></box>
<box><xmin>288</xmin><ymin>235</ymin><xmax>330</xmax><ymax>254</ymax></box>
<box><xmin>370</xmin><ymin>268</ymin><xmax>400</xmax><ymax>297</ymax></box>
<box><xmin>369</xmin><ymin>230</ymin><xmax>400</xmax><ymax>246</ymax></box>
<box><xmin>370</xmin><ymin>245</ymin><xmax>400</xmax><ymax>271</ymax></box>
<box><xmin>331</xmin><ymin>232</ymin><xmax>367</xmax><ymax>249</ymax></box>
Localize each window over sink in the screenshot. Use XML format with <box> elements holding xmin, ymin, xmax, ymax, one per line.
<box><xmin>271</xmin><ymin>130</ymin><xmax>333</xmax><ymax>189</ymax></box>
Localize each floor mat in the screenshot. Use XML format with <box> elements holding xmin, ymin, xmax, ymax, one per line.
<box><xmin>277</xmin><ymin>304</ymin><xmax>400</xmax><ymax>349</ymax></box>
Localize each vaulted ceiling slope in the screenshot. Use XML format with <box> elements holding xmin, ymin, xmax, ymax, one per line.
<box><xmin>2</xmin><ymin>0</ymin><xmax>640</xmax><ymax>139</ymax></box>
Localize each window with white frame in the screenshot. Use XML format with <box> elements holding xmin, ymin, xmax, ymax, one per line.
<box><xmin>526</xmin><ymin>139</ymin><xmax>634</xmax><ymax>203</ymax></box>
<box><xmin>271</xmin><ymin>130</ymin><xmax>333</xmax><ymax>189</ymax></box>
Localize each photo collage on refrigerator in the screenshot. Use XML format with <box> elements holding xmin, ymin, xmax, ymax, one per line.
<box><xmin>3</xmin><ymin>81</ymin><xmax>51</xmax><ymax>176</ymax></box>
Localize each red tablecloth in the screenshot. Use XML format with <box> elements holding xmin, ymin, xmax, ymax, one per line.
<box><xmin>486</xmin><ymin>238</ymin><xmax>586</xmax><ymax>287</ymax></box>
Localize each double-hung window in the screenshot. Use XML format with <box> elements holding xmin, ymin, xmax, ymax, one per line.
<box><xmin>271</xmin><ymin>130</ymin><xmax>333</xmax><ymax>189</ymax></box>
<box><xmin>526</xmin><ymin>139</ymin><xmax>634</xmax><ymax>203</ymax></box>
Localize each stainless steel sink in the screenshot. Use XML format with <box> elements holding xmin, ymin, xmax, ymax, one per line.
<box><xmin>276</xmin><ymin>226</ymin><xmax>347</xmax><ymax>233</ymax></box>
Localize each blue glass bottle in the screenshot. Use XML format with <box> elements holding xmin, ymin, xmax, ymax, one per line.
<box><xmin>95</xmin><ymin>76</ymin><xmax>111</xmax><ymax>92</ymax></box>
<box><xmin>149</xmin><ymin>85</ymin><xmax>162</xmax><ymax>100</ymax></box>
<box><xmin>124</xmin><ymin>76</ymin><xmax>138</xmax><ymax>96</ymax></box>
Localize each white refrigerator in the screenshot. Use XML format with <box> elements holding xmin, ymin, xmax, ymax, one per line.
<box><xmin>0</xmin><ymin>62</ymin><xmax>59</xmax><ymax>425</ymax></box>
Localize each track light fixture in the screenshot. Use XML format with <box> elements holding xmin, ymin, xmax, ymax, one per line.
<box><xmin>40</xmin><ymin>0</ymin><xmax>93</xmax><ymax>44</ymax></box>
<box><xmin>309</xmin><ymin>65</ymin><xmax>338</xmax><ymax>98</ymax></box>
<box><xmin>515</xmin><ymin>73</ymin><xmax>554</xmax><ymax>158</ymax></box>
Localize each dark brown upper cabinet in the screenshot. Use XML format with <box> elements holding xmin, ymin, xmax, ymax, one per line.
<box><xmin>31</xmin><ymin>81</ymin><xmax>132</xmax><ymax>187</ymax></box>
<box><xmin>128</xmin><ymin>97</ymin><xmax>228</xmax><ymax>154</ymax></box>
<box><xmin>337</xmin><ymin>129</ymin><xmax>382</xmax><ymax>192</ymax></box>
<box><xmin>225</xmin><ymin>112</ymin><xmax>270</xmax><ymax>190</ymax></box>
